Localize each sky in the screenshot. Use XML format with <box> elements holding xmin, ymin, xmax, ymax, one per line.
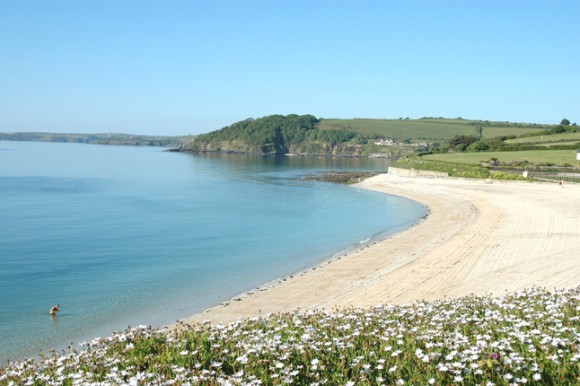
<box><xmin>1</xmin><ymin>0</ymin><xmax>578</xmax><ymax>136</ymax></box>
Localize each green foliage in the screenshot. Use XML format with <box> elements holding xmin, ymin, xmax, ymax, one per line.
<box><xmin>446</xmin><ymin>135</ymin><xmax>479</xmax><ymax>152</ymax></box>
<box><xmin>467</xmin><ymin>141</ymin><xmax>491</xmax><ymax>152</ymax></box>
<box><xmin>308</xmin><ymin>129</ymin><xmax>355</xmax><ymax>144</ymax></box>
<box><xmin>488</xmin><ymin>171</ymin><xmax>530</xmax><ymax>181</ymax></box>
<box><xmin>186</xmin><ymin>114</ymin><xmax>326</xmax><ymax>154</ymax></box>
<box><xmin>184</xmin><ymin>115</ymin><xmax>366</xmax><ymax>155</ymax></box>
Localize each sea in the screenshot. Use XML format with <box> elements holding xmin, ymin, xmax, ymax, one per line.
<box><xmin>0</xmin><ymin>140</ymin><xmax>426</xmax><ymax>364</ymax></box>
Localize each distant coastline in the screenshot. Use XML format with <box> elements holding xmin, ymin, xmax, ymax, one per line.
<box><xmin>0</xmin><ymin>132</ymin><xmax>192</xmax><ymax>147</ymax></box>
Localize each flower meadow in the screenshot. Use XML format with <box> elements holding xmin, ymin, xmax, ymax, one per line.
<box><xmin>1</xmin><ymin>287</ymin><xmax>578</xmax><ymax>385</ymax></box>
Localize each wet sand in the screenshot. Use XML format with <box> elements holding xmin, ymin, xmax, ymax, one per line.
<box><xmin>181</xmin><ymin>174</ymin><xmax>580</xmax><ymax>325</ymax></box>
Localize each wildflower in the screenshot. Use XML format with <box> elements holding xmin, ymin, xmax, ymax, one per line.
<box><xmin>532</xmin><ymin>373</ymin><xmax>541</xmax><ymax>381</ymax></box>
<box><xmin>454</xmin><ymin>375</ymin><xmax>463</xmax><ymax>382</ymax></box>
<box><xmin>452</xmin><ymin>361</ymin><xmax>463</xmax><ymax>368</ymax></box>
<box><xmin>396</xmin><ymin>379</ymin><xmax>405</xmax><ymax>385</ymax></box>
<box><xmin>428</xmin><ymin>378</ymin><xmax>435</xmax><ymax>385</ymax></box>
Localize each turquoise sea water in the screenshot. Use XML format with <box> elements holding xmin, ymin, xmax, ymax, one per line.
<box><xmin>0</xmin><ymin>141</ymin><xmax>425</xmax><ymax>363</ymax></box>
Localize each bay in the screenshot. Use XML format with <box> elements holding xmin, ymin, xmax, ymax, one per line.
<box><xmin>0</xmin><ymin>141</ymin><xmax>425</xmax><ymax>363</ymax></box>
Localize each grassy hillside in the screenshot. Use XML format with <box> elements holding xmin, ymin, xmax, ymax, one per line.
<box><xmin>423</xmin><ymin>150</ymin><xmax>578</xmax><ymax>167</ymax></box>
<box><xmin>394</xmin><ymin>122</ymin><xmax>580</xmax><ymax>181</ymax></box>
<box><xmin>505</xmin><ymin>132</ymin><xmax>580</xmax><ymax>145</ymax></box>
<box><xmin>318</xmin><ymin>118</ymin><xmax>548</xmax><ymax>142</ymax></box>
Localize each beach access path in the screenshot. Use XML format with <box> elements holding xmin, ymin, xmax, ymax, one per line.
<box><xmin>181</xmin><ymin>174</ymin><xmax>580</xmax><ymax>326</ymax></box>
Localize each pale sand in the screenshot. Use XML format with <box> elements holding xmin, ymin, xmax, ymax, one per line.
<box><xmin>181</xmin><ymin>174</ymin><xmax>580</xmax><ymax>326</ymax></box>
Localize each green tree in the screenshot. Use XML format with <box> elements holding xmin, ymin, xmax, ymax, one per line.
<box><xmin>447</xmin><ymin>135</ymin><xmax>479</xmax><ymax>152</ymax></box>
<box><xmin>467</xmin><ymin>141</ymin><xmax>490</xmax><ymax>152</ymax></box>
<box><xmin>560</xmin><ymin>118</ymin><xmax>570</xmax><ymax>126</ymax></box>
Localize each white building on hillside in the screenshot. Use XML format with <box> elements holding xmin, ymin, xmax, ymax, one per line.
<box><xmin>374</xmin><ymin>138</ymin><xmax>396</xmax><ymax>146</ymax></box>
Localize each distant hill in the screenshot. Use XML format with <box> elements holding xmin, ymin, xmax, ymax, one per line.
<box><xmin>180</xmin><ymin>114</ymin><xmax>368</xmax><ymax>156</ymax></box>
<box><xmin>179</xmin><ymin>115</ymin><xmax>553</xmax><ymax>157</ymax></box>
<box><xmin>0</xmin><ymin>132</ymin><xmax>192</xmax><ymax>147</ymax></box>
<box><xmin>318</xmin><ymin>117</ymin><xmax>549</xmax><ymax>142</ymax></box>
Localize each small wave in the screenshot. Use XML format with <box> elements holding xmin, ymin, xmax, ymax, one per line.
<box><xmin>359</xmin><ymin>238</ymin><xmax>371</xmax><ymax>244</ymax></box>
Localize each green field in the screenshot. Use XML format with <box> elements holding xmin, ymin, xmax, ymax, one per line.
<box><xmin>538</xmin><ymin>141</ymin><xmax>580</xmax><ymax>148</ymax></box>
<box><xmin>480</xmin><ymin>126</ymin><xmax>547</xmax><ymax>138</ymax></box>
<box><xmin>423</xmin><ymin>150</ymin><xmax>578</xmax><ymax>166</ymax></box>
<box><xmin>505</xmin><ymin>132</ymin><xmax>580</xmax><ymax>144</ymax></box>
<box><xmin>318</xmin><ymin>118</ymin><xmax>547</xmax><ymax>142</ymax></box>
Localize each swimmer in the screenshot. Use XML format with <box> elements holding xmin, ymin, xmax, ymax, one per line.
<box><xmin>49</xmin><ymin>304</ymin><xmax>59</xmax><ymax>316</ymax></box>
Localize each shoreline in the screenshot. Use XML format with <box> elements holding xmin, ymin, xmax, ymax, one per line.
<box><xmin>179</xmin><ymin>173</ymin><xmax>580</xmax><ymax>326</ymax></box>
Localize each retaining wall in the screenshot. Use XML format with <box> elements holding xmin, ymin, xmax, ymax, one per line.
<box><xmin>387</xmin><ymin>167</ymin><xmax>449</xmax><ymax>178</ymax></box>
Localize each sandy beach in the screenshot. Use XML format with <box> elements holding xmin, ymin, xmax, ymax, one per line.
<box><xmin>181</xmin><ymin>173</ymin><xmax>580</xmax><ymax>326</ymax></box>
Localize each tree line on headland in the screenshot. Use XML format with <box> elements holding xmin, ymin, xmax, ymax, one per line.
<box><xmin>179</xmin><ymin>114</ymin><xmax>362</xmax><ymax>156</ymax></box>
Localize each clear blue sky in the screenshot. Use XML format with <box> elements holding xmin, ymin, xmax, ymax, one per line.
<box><xmin>1</xmin><ymin>0</ymin><xmax>578</xmax><ymax>136</ymax></box>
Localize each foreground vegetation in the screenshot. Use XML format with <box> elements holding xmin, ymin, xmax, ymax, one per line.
<box><xmin>1</xmin><ymin>286</ymin><xmax>578</xmax><ymax>385</ymax></box>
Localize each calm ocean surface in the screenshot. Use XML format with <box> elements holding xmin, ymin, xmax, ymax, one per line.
<box><xmin>0</xmin><ymin>141</ymin><xmax>425</xmax><ymax>363</ymax></box>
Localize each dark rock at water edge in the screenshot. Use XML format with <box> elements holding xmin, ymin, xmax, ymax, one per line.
<box><xmin>303</xmin><ymin>171</ymin><xmax>383</xmax><ymax>184</ymax></box>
